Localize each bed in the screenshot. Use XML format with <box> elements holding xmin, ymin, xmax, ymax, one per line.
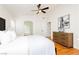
<box><xmin>0</xmin><ymin>31</ymin><xmax>55</xmax><ymax>55</ymax></box>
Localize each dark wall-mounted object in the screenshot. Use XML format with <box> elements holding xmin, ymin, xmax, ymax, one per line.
<box><xmin>0</xmin><ymin>17</ymin><xmax>6</xmax><ymax>31</ymax></box>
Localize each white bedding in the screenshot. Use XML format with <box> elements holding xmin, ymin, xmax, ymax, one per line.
<box><xmin>0</xmin><ymin>35</ymin><xmax>55</xmax><ymax>55</ymax></box>
<box><xmin>0</xmin><ymin>31</ymin><xmax>16</xmax><ymax>46</ymax></box>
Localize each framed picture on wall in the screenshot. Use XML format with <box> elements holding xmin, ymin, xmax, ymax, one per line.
<box><xmin>63</xmin><ymin>14</ymin><xmax>70</xmax><ymax>29</ymax></box>
<box><xmin>58</xmin><ymin>14</ymin><xmax>70</xmax><ymax>32</ymax></box>
<box><xmin>58</xmin><ymin>17</ymin><xmax>64</xmax><ymax>32</ymax></box>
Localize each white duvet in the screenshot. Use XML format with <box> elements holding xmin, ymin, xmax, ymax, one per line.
<box><xmin>0</xmin><ymin>33</ymin><xmax>55</xmax><ymax>55</ymax></box>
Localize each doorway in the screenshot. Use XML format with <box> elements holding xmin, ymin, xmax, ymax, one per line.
<box><xmin>24</xmin><ymin>21</ymin><xmax>33</xmax><ymax>36</ymax></box>
<box><xmin>47</xmin><ymin>22</ymin><xmax>51</xmax><ymax>37</ymax></box>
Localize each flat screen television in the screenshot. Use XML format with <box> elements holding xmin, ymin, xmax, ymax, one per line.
<box><xmin>0</xmin><ymin>17</ymin><xmax>5</xmax><ymax>31</ymax></box>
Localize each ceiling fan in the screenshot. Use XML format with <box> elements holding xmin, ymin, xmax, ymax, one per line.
<box><xmin>33</xmin><ymin>4</ymin><xmax>49</xmax><ymax>14</ymax></box>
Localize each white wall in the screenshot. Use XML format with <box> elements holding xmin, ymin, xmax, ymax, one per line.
<box><xmin>15</xmin><ymin>15</ymin><xmax>52</xmax><ymax>37</ymax></box>
<box><xmin>51</xmin><ymin>4</ymin><xmax>79</xmax><ymax>49</ymax></box>
<box><xmin>0</xmin><ymin>5</ymin><xmax>14</xmax><ymax>31</ymax></box>
<box><xmin>1</xmin><ymin>4</ymin><xmax>54</xmax><ymax>37</ymax></box>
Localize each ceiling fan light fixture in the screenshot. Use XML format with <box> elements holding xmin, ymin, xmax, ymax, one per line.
<box><xmin>33</xmin><ymin>4</ymin><xmax>49</xmax><ymax>14</ymax></box>
<box><xmin>39</xmin><ymin>10</ymin><xmax>41</xmax><ymax>12</ymax></box>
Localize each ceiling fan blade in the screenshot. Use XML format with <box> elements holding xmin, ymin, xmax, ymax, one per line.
<box><xmin>41</xmin><ymin>7</ymin><xmax>49</xmax><ymax>10</ymax></box>
<box><xmin>37</xmin><ymin>4</ymin><xmax>41</xmax><ymax>9</ymax></box>
<box><xmin>41</xmin><ymin>10</ymin><xmax>46</xmax><ymax>13</ymax></box>
<box><xmin>32</xmin><ymin>10</ymin><xmax>38</xmax><ymax>11</ymax></box>
<box><xmin>36</xmin><ymin>11</ymin><xmax>39</xmax><ymax>14</ymax></box>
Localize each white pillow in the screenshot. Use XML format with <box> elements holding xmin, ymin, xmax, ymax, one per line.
<box><xmin>6</xmin><ymin>31</ymin><xmax>16</xmax><ymax>41</ymax></box>
<box><xmin>0</xmin><ymin>31</ymin><xmax>5</xmax><ymax>45</ymax></box>
<box><xmin>0</xmin><ymin>31</ymin><xmax>16</xmax><ymax>46</ymax></box>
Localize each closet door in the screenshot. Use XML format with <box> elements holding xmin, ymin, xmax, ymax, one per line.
<box><xmin>0</xmin><ymin>17</ymin><xmax>5</xmax><ymax>31</ymax></box>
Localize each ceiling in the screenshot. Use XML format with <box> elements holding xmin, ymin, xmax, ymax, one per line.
<box><xmin>3</xmin><ymin>4</ymin><xmax>55</xmax><ymax>17</ymax></box>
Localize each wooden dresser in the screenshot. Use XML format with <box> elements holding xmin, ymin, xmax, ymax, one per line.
<box><xmin>53</xmin><ymin>32</ymin><xmax>73</xmax><ymax>48</ymax></box>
